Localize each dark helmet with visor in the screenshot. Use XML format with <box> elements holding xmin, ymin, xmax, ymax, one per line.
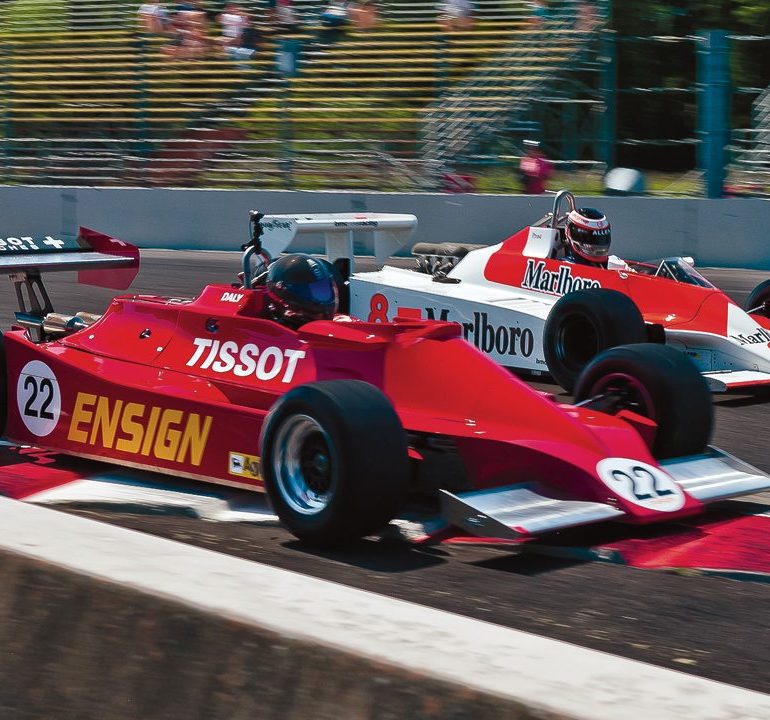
<box><xmin>265</xmin><ymin>254</ymin><xmax>338</xmax><ymax>328</ymax></box>
<box><xmin>565</xmin><ymin>208</ymin><xmax>611</xmax><ymax>265</ymax></box>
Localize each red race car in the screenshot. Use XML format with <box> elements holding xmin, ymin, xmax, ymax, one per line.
<box><xmin>1</xmin><ymin>224</ymin><xmax>768</xmax><ymax>545</ymax></box>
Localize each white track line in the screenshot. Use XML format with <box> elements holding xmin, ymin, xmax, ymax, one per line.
<box><xmin>1</xmin><ymin>497</ymin><xmax>768</xmax><ymax>720</ymax></box>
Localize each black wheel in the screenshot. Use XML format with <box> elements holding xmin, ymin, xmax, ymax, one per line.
<box><xmin>543</xmin><ymin>289</ymin><xmax>647</xmax><ymax>392</ymax></box>
<box><xmin>744</xmin><ymin>279</ymin><xmax>770</xmax><ymax>318</ymax></box>
<box><xmin>574</xmin><ymin>343</ymin><xmax>712</xmax><ymax>459</ymax></box>
<box><xmin>260</xmin><ymin>380</ymin><xmax>408</xmax><ymax>545</ymax></box>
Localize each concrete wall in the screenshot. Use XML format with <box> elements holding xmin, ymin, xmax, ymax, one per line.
<box><xmin>3</xmin><ymin>498</ymin><xmax>769</xmax><ymax>720</ymax></box>
<box><xmin>0</xmin><ymin>551</ymin><xmax>531</xmax><ymax>720</ymax></box>
<box><xmin>0</xmin><ymin>186</ymin><xmax>769</xmax><ymax>269</ymax></box>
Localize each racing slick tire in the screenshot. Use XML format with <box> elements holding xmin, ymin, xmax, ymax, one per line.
<box><xmin>574</xmin><ymin>343</ymin><xmax>712</xmax><ymax>460</ymax></box>
<box><xmin>744</xmin><ymin>279</ymin><xmax>770</xmax><ymax>317</ymax></box>
<box><xmin>543</xmin><ymin>289</ymin><xmax>647</xmax><ymax>392</ymax></box>
<box><xmin>260</xmin><ymin>380</ymin><xmax>409</xmax><ymax>545</ymax></box>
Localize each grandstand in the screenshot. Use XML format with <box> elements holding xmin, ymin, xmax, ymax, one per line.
<box><xmin>0</xmin><ymin>1</ymin><xmax>606</xmax><ymax>189</ymax></box>
<box><xmin>730</xmin><ymin>86</ymin><xmax>770</xmax><ymax>192</ymax></box>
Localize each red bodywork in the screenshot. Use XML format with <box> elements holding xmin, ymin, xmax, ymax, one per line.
<box><xmin>488</xmin><ymin>229</ymin><xmax>770</xmax><ymax>337</ymax></box>
<box><xmin>3</xmin><ymin>275</ymin><xmax>707</xmax><ymax>532</ymax></box>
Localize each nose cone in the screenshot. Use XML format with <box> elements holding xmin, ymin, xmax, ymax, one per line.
<box><xmin>725</xmin><ymin>303</ymin><xmax>770</xmax><ymax>363</ymax></box>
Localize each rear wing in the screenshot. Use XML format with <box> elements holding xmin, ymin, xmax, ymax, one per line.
<box><xmin>258</xmin><ymin>213</ymin><xmax>418</xmax><ymax>269</ymax></box>
<box><xmin>0</xmin><ymin>227</ymin><xmax>139</xmax><ymax>290</ymax></box>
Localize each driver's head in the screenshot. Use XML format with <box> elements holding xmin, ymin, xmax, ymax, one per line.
<box><xmin>265</xmin><ymin>254</ymin><xmax>338</xmax><ymax>329</ymax></box>
<box><xmin>565</xmin><ymin>208</ymin><xmax>611</xmax><ymax>266</ymax></box>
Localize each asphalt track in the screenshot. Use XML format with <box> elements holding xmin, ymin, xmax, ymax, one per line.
<box><xmin>5</xmin><ymin>251</ymin><xmax>770</xmax><ymax>695</ymax></box>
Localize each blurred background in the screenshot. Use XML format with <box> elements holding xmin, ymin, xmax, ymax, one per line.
<box><xmin>0</xmin><ymin>0</ymin><xmax>767</xmax><ymax>197</ymax></box>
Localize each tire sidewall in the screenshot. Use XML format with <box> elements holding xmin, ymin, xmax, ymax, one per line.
<box><xmin>544</xmin><ymin>289</ymin><xmax>646</xmax><ymax>392</ymax></box>
<box><xmin>744</xmin><ymin>279</ymin><xmax>770</xmax><ymax>317</ymax></box>
<box><xmin>260</xmin><ymin>380</ymin><xmax>408</xmax><ymax>543</ymax></box>
<box><xmin>261</xmin><ymin>391</ymin><xmax>356</xmax><ymax>537</ymax></box>
<box><xmin>574</xmin><ymin>343</ymin><xmax>712</xmax><ymax>459</ymax></box>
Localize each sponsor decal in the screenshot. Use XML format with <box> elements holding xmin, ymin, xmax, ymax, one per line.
<box><xmin>228</xmin><ymin>451</ymin><xmax>261</xmax><ymax>480</ymax></box>
<box><xmin>399</xmin><ymin>305</ymin><xmax>535</xmax><ymax>359</ymax></box>
<box><xmin>186</xmin><ymin>338</ymin><xmax>306</xmax><ymax>383</ymax></box>
<box><xmin>462</xmin><ymin>312</ymin><xmax>534</xmax><ymax>358</ymax></box>
<box><xmin>0</xmin><ymin>236</ymin><xmax>65</xmax><ymax>252</ymax></box>
<box><xmin>67</xmin><ymin>393</ymin><xmax>213</xmax><ymax>466</ymax></box>
<box><xmin>596</xmin><ymin>458</ymin><xmax>685</xmax><ymax>512</ymax></box>
<box><xmin>334</xmin><ymin>219</ymin><xmax>378</xmax><ymax>228</ymax></box>
<box><xmin>522</xmin><ymin>259</ymin><xmax>601</xmax><ymax>296</ymax></box>
<box><xmin>730</xmin><ymin>326</ymin><xmax>770</xmax><ymax>347</ymax></box>
<box><xmin>261</xmin><ymin>219</ymin><xmax>292</xmax><ymax>231</ymax></box>
<box><xmin>220</xmin><ymin>291</ymin><xmax>245</xmax><ymax>304</ymax></box>
<box><xmin>17</xmin><ymin>361</ymin><xmax>62</xmax><ymax>437</ymax></box>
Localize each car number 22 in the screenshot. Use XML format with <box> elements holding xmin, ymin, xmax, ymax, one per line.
<box><xmin>596</xmin><ymin>458</ymin><xmax>685</xmax><ymax>512</ymax></box>
<box><xmin>16</xmin><ymin>360</ymin><xmax>61</xmax><ymax>437</ymax></box>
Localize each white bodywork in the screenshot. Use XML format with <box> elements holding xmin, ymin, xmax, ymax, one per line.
<box><xmin>350</xmin><ymin>243</ymin><xmax>552</xmax><ymax>374</ymax></box>
<box><xmin>348</xmin><ymin>237</ymin><xmax>770</xmax><ymax>392</ymax></box>
<box><xmin>258</xmin><ymin>212</ymin><xmax>770</xmax><ymax>392</ymax></box>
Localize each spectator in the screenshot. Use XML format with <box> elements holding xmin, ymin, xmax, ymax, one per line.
<box><xmin>518</xmin><ymin>140</ymin><xmax>552</xmax><ymax>194</ymax></box>
<box><xmin>530</xmin><ymin>0</ymin><xmax>549</xmax><ymax>28</ymax></box>
<box><xmin>276</xmin><ymin>0</ymin><xmax>300</xmax><ymax>31</ymax></box>
<box><xmin>219</xmin><ymin>2</ymin><xmax>248</xmax><ymax>51</ymax></box>
<box><xmin>576</xmin><ymin>0</ymin><xmax>597</xmax><ymax>31</ymax></box>
<box><xmin>137</xmin><ymin>1</ymin><xmax>169</xmax><ymax>34</ymax></box>
<box><xmin>349</xmin><ymin>0</ymin><xmax>378</xmax><ymax>30</ymax></box>
<box><xmin>163</xmin><ymin>1</ymin><xmax>210</xmax><ymax>59</ymax></box>
<box><xmin>221</xmin><ymin>7</ymin><xmax>262</xmax><ymax>63</ymax></box>
<box><xmin>438</xmin><ymin>0</ymin><xmax>474</xmax><ymax>32</ymax></box>
<box><xmin>321</xmin><ymin>1</ymin><xmax>350</xmax><ymax>29</ymax></box>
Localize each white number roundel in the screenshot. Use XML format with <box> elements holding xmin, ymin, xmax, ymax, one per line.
<box><xmin>17</xmin><ymin>360</ymin><xmax>61</xmax><ymax>437</ymax></box>
<box><xmin>596</xmin><ymin>458</ymin><xmax>685</xmax><ymax>512</ymax></box>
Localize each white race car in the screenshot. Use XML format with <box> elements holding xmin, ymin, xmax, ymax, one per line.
<box><xmin>255</xmin><ymin>196</ymin><xmax>770</xmax><ymax>393</ymax></box>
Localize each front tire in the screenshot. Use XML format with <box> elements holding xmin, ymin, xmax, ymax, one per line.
<box><xmin>261</xmin><ymin>380</ymin><xmax>408</xmax><ymax>545</ymax></box>
<box><xmin>574</xmin><ymin>343</ymin><xmax>712</xmax><ymax>459</ymax></box>
<box><xmin>543</xmin><ymin>289</ymin><xmax>647</xmax><ymax>392</ymax></box>
<box><xmin>744</xmin><ymin>279</ymin><xmax>770</xmax><ymax>318</ymax></box>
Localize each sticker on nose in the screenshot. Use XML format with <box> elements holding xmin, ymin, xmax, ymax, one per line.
<box><xmin>596</xmin><ymin>458</ymin><xmax>685</xmax><ymax>512</ymax></box>
<box><xmin>17</xmin><ymin>361</ymin><xmax>61</xmax><ymax>437</ymax></box>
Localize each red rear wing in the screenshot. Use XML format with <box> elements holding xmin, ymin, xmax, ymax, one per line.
<box><xmin>0</xmin><ymin>228</ymin><xmax>139</xmax><ymax>290</ymax></box>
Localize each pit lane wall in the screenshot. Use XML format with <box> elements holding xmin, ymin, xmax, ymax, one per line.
<box><xmin>0</xmin><ymin>186</ymin><xmax>768</xmax><ymax>269</ymax></box>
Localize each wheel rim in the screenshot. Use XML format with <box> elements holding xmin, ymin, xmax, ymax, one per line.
<box><xmin>272</xmin><ymin>414</ymin><xmax>335</xmax><ymax>516</ymax></box>
<box><xmin>588</xmin><ymin>372</ymin><xmax>656</xmax><ymax>420</ymax></box>
<box><xmin>555</xmin><ymin>314</ymin><xmax>599</xmax><ymax>372</ymax></box>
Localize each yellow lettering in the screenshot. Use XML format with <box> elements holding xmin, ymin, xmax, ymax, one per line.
<box><xmin>115</xmin><ymin>403</ymin><xmax>146</xmax><ymax>454</ymax></box>
<box><xmin>140</xmin><ymin>407</ymin><xmax>161</xmax><ymax>456</ymax></box>
<box><xmin>154</xmin><ymin>409</ymin><xmax>183</xmax><ymax>461</ymax></box>
<box><xmin>176</xmin><ymin>414</ymin><xmax>213</xmax><ymax>466</ymax></box>
<box><xmin>68</xmin><ymin>393</ymin><xmax>210</xmax><ymax>468</ymax></box>
<box><xmin>89</xmin><ymin>397</ymin><xmax>123</xmax><ymax>449</ymax></box>
<box><xmin>67</xmin><ymin>392</ymin><xmax>96</xmax><ymax>443</ymax></box>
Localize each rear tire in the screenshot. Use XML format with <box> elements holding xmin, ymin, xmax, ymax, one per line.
<box><xmin>574</xmin><ymin>343</ymin><xmax>712</xmax><ymax>459</ymax></box>
<box><xmin>260</xmin><ymin>380</ymin><xmax>408</xmax><ymax>545</ymax></box>
<box><xmin>744</xmin><ymin>279</ymin><xmax>770</xmax><ymax>318</ymax></box>
<box><xmin>543</xmin><ymin>289</ymin><xmax>647</xmax><ymax>392</ymax></box>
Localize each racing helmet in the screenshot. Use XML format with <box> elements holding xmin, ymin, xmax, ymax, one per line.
<box><xmin>565</xmin><ymin>208</ymin><xmax>612</xmax><ymax>265</ymax></box>
<box><xmin>265</xmin><ymin>254</ymin><xmax>338</xmax><ymax>328</ymax></box>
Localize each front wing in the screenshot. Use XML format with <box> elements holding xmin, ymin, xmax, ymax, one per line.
<box><xmin>441</xmin><ymin>447</ymin><xmax>770</xmax><ymax>541</ymax></box>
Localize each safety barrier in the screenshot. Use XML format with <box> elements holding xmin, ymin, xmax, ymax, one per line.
<box><xmin>0</xmin><ymin>185</ymin><xmax>769</xmax><ymax>270</ymax></box>
<box><xmin>2</xmin><ymin>498</ymin><xmax>768</xmax><ymax>720</ymax></box>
